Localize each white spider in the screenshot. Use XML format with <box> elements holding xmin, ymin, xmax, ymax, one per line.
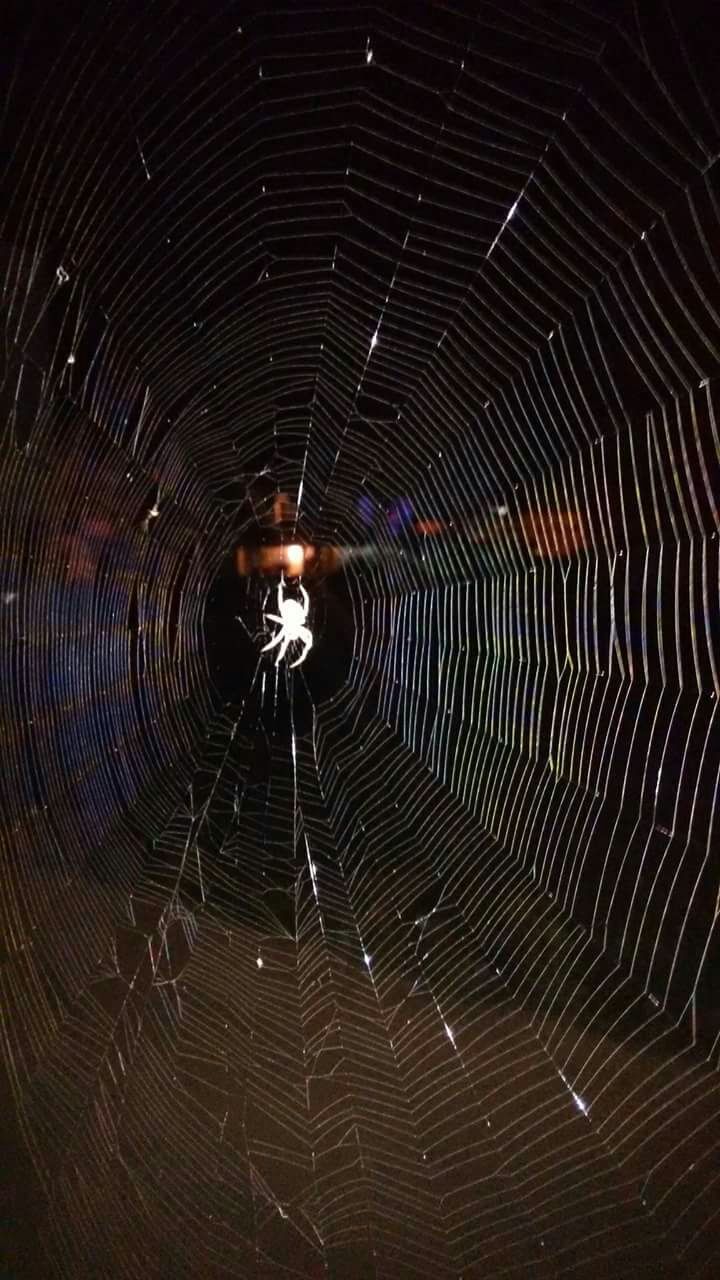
<box><xmin>261</xmin><ymin>580</ymin><xmax>313</xmax><ymax>668</ymax></box>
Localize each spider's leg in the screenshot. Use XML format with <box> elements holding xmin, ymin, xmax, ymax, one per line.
<box><xmin>265</xmin><ymin>613</ymin><xmax>283</xmax><ymax>625</ymax></box>
<box><xmin>289</xmin><ymin>626</ymin><xmax>313</xmax><ymax>668</ymax></box>
<box><xmin>261</xmin><ymin>630</ymin><xmax>283</xmax><ymax>652</ymax></box>
<box><xmin>300</xmin><ymin>585</ymin><xmax>309</xmax><ymax>614</ymax></box>
<box><xmin>275</xmin><ymin>635</ymin><xmax>290</xmax><ymax>666</ymax></box>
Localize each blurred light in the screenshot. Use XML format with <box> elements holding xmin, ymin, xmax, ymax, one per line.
<box><xmin>387</xmin><ymin>497</ymin><xmax>413</xmax><ymax>535</ymax></box>
<box><xmin>358</xmin><ymin>494</ymin><xmax>375</xmax><ymax>526</ymax></box>
<box><xmin>236</xmin><ymin>542</ymin><xmax>340</xmax><ymax>578</ymax></box>
<box><xmin>272</xmin><ymin>492</ymin><xmax>297</xmax><ymax>525</ymax></box>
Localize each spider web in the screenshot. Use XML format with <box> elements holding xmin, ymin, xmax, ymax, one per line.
<box><xmin>1</xmin><ymin>1</ymin><xmax>719</xmax><ymax>1277</ymax></box>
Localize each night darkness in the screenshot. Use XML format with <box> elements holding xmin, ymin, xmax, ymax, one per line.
<box><xmin>1</xmin><ymin>2</ymin><xmax>720</xmax><ymax>1278</ymax></box>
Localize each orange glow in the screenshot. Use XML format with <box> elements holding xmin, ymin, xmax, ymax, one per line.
<box><xmin>519</xmin><ymin>509</ymin><xmax>586</xmax><ymax>558</ymax></box>
<box><xmin>272</xmin><ymin>492</ymin><xmax>297</xmax><ymax>525</ymax></box>
<box><xmin>235</xmin><ymin>543</ymin><xmax>319</xmax><ymax>577</ymax></box>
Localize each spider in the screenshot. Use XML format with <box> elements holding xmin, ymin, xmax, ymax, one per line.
<box><xmin>261</xmin><ymin>579</ymin><xmax>313</xmax><ymax>668</ymax></box>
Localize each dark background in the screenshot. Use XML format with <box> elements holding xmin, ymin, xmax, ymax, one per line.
<box><xmin>1</xmin><ymin>1</ymin><xmax>719</xmax><ymax>1277</ymax></box>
